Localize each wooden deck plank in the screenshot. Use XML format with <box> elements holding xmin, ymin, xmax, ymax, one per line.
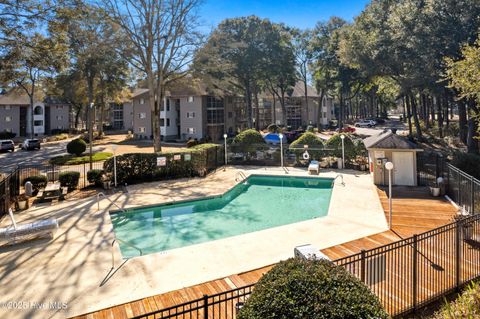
<box><xmin>73</xmin><ymin>186</ymin><xmax>457</xmax><ymax>319</ymax></box>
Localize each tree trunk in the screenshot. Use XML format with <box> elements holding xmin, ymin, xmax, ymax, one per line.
<box><xmin>467</xmin><ymin>117</ymin><xmax>479</xmax><ymax>153</ymax></box>
<box><xmin>339</xmin><ymin>92</ymin><xmax>344</xmax><ymax>129</ymax></box>
<box><xmin>437</xmin><ymin>95</ymin><xmax>444</xmax><ymax>138</ymax></box>
<box><xmin>245</xmin><ymin>84</ymin><xmax>253</xmax><ymax>129</ymax></box>
<box><xmin>87</xmin><ymin>74</ymin><xmax>95</xmax><ymax>169</ymax></box>
<box><xmin>405</xmin><ymin>95</ymin><xmax>413</xmax><ymax>137</ymax></box>
<box><xmin>402</xmin><ymin>97</ymin><xmax>406</xmax><ymax>122</ymax></box>
<box><xmin>304</xmin><ymin>79</ymin><xmax>309</xmax><ymax>125</ymax></box>
<box><xmin>272</xmin><ymin>93</ymin><xmax>276</xmax><ymax>124</ymax></box>
<box><xmin>458</xmin><ymin>101</ymin><xmax>468</xmax><ymax>144</ymax></box>
<box><xmin>317</xmin><ymin>90</ymin><xmax>325</xmax><ymax>129</ymax></box>
<box><xmin>410</xmin><ymin>94</ymin><xmax>422</xmax><ymax>140</ymax></box>
<box><xmin>253</xmin><ymin>86</ymin><xmax>259</xmax><ymax>130</ymax></box>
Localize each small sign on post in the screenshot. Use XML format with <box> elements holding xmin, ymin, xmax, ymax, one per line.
<box><xmin>157</xmin><ymin>157</ymin><xmax>167</xmax><ymax>167</ymax></box>
<box><xmin>184</xmin><ymin>154</ymin><xmax>191</xmax><ymax>161</ymax></box>
<box><xmin>173</xmin><ymin>154</ymin><xmax>181</xmax><ymax>161</ymax></box>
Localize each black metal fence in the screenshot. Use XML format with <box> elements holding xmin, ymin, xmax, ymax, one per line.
<box><xmin>417</xmin><ymin>151</ymin><xmax>446</xmax><ymax>187</ymax></box>
<box><xmin>132</xmin><ymin>285</ymin><xmax>254</xmax><ymax>319</ymax></box>
<box><xmin>128</xmin><ymin>163</ymin><xmax>480</xmax><ymax>319</ymax></box>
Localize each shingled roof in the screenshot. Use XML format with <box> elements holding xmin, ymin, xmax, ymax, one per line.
<box><xmin>364</xmin><ymin>130</ymin><xmax>421</xmax><ymax>150</ymax></box>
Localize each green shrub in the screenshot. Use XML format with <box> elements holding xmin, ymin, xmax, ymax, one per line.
<box><xmin>452</xmin><ymin>152</ymin><xmax>480</xmax><ymax>179</ymax></box>
<box><xmin>87</xmin><ymin>169</ymin><xmax>104</xmax><ymax>186</ymax></box>
<box><xmin>326</xmin><ymin>134</ymin><xmax>357</xmax><ymax>161</ymax></box>
<box><xmin>24</xmin><ymin>175</ymin><xmax>48</xmax><ymax>192</ymax></box>
<box><xmin>232</xmin><ymin>129</ymin><xmax>266</xmax><ymax>157</ymax></box>
<box><xmin>434</xmin><ymin>281</ymin><xmax>480</xmax><ymax>319</ymax></box>
<box><xmin>289</xmin><ymin>132</ymin><xmax>325</xmax><ymax>161</ymax></box>
<box><xmin>103</xmin><ymin>144</ymin><xmax>220</xmax><ymax>184</ymax></box>
<box><xmin>67</xmin><ymin>138</ymin><xmax>87</xmax><ymax>156</ymax></box>
<box><xmin>58</xmin><ymin>171</ymin><xmax>80</xmax><ymax>190</ymax></box>
<box><xmin>238</xmin><ymin>258</ymin><xmax>388</xmax><ymax>319</ymax></box>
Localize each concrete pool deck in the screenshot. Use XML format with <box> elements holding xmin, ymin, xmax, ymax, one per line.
<box><xmin>0</xmin><ymin>166</ymin><xmax>388</xmax><ymax>319</ymax></box>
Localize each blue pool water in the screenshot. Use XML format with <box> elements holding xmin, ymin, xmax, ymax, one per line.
<box><xmin>111</xmin><ymin>175</ymin><xmax>333</xmax><ymax>257</ymax></box>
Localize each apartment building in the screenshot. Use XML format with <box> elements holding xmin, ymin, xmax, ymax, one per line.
<box><xmin>258</xmin><ymin>81</ymin><xmax>335</xmax><ymax>129</ymax></box>
<box><xmin>0</xmin><ymin>91</ymin><xmax>72</xmax><ymax>137</ymax></box>
<box><xmin>130</xmin><ymin>81</ymin><xmax>248</xmax><ymax>142</ymax></box>
<box><xmin>129</xmin><ymin>81</ymin><xmax>335</xmax><ymax>142</ymax></box>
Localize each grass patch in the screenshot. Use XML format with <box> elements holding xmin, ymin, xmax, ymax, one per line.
<box><xmin>49</xmin><ymin>152</ymin><xmax>113</xmax><ymax>165</ymax></box>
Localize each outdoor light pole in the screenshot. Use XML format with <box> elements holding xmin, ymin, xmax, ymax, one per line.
<box><xmin>112</xmin><ymin>144</ymin><xmax>118</xmax><ymax>188</ymax></box>
<box><xmin>279</xmin><ymin>133</ymin><xmax>284</xmax><ymax>168</ymax></box>
<box><xmin>385</xmin><ymin>162</ymin><xmax>394</xmax><ymax>229</ymax></box>
<box><xmin>223</xmin><ymin>133</ymin><xmax>228</xmax><ymax>171</ymax></box>
<box><xmin>88</xmin><ymin>102</ymin><xmax>94</xmax><ymax>170</ymax></box>
<box><xmin>340</xmin><ymin>134</ymin><xmax>345</xmax><ymax>169</ymax></box>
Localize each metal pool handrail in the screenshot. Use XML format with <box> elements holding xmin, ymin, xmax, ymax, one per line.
<box><xmin>111</xmin><ymin>238</ymin><xmax>143</xmax><ymax>268</ymax></box>
<box><xmin>334</xmin><ymin>174</ymin><xmax>345</xmax><ymax>186</ymax></box>
<box><xmin>235</xmin><ymin>171</ymin><xmax>247</xmax><ymax>182</ymax></box>
<box><xmin>96</xmin><ymin>192</ymin><xmax>126</xmax><ymax>213</ymax></box>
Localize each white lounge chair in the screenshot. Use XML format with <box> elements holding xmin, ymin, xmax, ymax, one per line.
<box><xmin>308</xmin><ymin>160</ymin><xmax>320</xmax><ymax>175</ymax></box>
<box><xmin>0</xmin><ymin>209</ymin><xmax>59</xmax><ymax>246</ymax></box>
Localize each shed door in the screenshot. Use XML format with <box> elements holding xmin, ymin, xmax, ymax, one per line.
<box><xmin>392</xmin><ymin>152</ymin><xmax>415</xmax><ymax>186</ymax></box>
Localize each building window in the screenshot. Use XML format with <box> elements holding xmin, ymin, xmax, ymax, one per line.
<box><xmin>187</xmin><ymin>127</ymin><xmax>196</xmax><ymax>134</ymax></box>
<box><xmin>5</xmin><ymin>128</ymin><xmax>12</xmax><ymax>132</ymax></box>
<box><xmin>56</xmin><ymin>105</ymin><xmax>64</xmax><ymax>110</ymax></box>
<box><xmin>166</xmin><ymin>118</ymin><xmax>170</xmax><ymax>126</ymax></box>
<box><xmin>5</xmin><ymin>116</ymin><xmax>11</xmax><ymax>122</ymax></box>
<box><xmin>187</xmin><ymin>112</ymin><xmax>195</xmax><ymax>118</ymax></box>
<box><xmin>228</xmin><ymin>112</ymin><xmax>233</xmax><ymax>118</ymax></box>
<box><xmin>57</xmin><ymin>126</ymin><xmax>64</xmax><ymax>129</ymax></box>
<box><xmin>56</xmin><ymin>115</ymin><xmax>63</xmax><ymax>120</ymax></box>
<box><xmin>140</xmin><ymin>98</ymin><xmax>145</xmax><ymax>105</ymax></box>
<box><xmin>160</xmin><ymin>118</ymin><xmax>170</xmax><ymax>127</ymax></box>
<box><xmin>34</xmin><ymin>120</ymin><xmax>43</xmax><ymax>126</ymax></box>
<box><xmin>188</xmin><ymin>96</ymin><xmax>194</xmax><ymax>103</ymax></box>
<box><xmin>207</xmin><ymin>109</ymin><xmax>224</xmax><ymax>124</ymax></box>
<box><xmin>139</xmin><ymin>127</ymin><xmax>146</xmax><ymax>133</ymax></box>
<box><xmin>174</xmin><ymin>99</ymin><xmax>180</xmax><ymax>109</ymax></box>
<box><xmin>5</xmin><ymin>105</ymin><xmax>11</xmax><ymax>110</ymax></box>
<box><xmin>323</xmin><ymin>112</ymin><xmax>327</xmax><ymax>118</ymax></box>
<box><xmin>34</xmin><ymin>106</ymin><xmax>43</xmax><ymax>115</ymax></box>
<box><xmin>139</xmin><ymin>112</ymin><xmax>146</xmax><ymax>119</ymax></box>
<box><xmin>166</xmin><ymin>99</ymin><xmax>170</xmax><ymax>111</ymax></box>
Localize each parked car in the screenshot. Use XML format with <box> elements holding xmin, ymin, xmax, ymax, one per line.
<box><xmin>0</xmin><ymin>140</ymin><xmax>15</xmax><ymax>152</ymax></box>
<box><xmin>354</xmin><ymin>120</ymin><xmax>377</xmax><ymax>128</ymax></box>
<box><xmin>22</xmin><ymin>138</ymin><xmax>41</xmax><ymax>150</ymax></box>
<box><xmin>337</xmin><ymin>126</ymin><xmax>356</xmax><ymax>133</ymax></box>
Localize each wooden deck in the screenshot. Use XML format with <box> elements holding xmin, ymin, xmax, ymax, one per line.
<box><xmin>72</xmin><ymin>186</ymin><xmax>457</xmax><ymax>319</ymax></box>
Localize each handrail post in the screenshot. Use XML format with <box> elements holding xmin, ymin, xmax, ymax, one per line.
<box><xmin>456</xmin><ymin>219</ymin><xmax>462</xmax><ymax>290</ymax></box>
<box><xmin>360</xmin><ymin>249</ymin><xmax>366</xmax><ymax>284</ymax></box>
<box><xmin>412</xmin><ymin>234</ymin><xmax>418</xmax><ymax>312</ymax></box>
<box><xmin>203</xmin><ymin>294</ymin><xmax>209</xmax><ymax>319</ymax></box>
<box><xmin>97</xmin><ymin>193</ymin><xmax>100</xmax><ymax>211</ymax></box>
<box><xmin>471</xmin><ymin>176</ymin><xmax>475</xmax><ymax>215</ymax></box>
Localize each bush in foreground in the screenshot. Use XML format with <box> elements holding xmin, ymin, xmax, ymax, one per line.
<box><xmin>87</xmin><ymin>169</ymin><xmax>104</xmax><ymax>186</ymax></box>
<box><xmin>59</xmin><ymin>171</ymin><xmax>80</xmax><ymax>190</ymax></box>
<box><xmin>67</xmin><ymin>138</ymin><xmax>87</xmax><ymax>156</ymax></box>
<box><xmin>289</xmin><ymin>132</ymin><xmax>325</xmax><ymax>160</ymax></box>
<box><xmin>232</xmin><ymin>129</ymin><xmax>266</xmax><ymax>156</ymax></box>
<box><xmin>238</xmin><ymin>258</ymin><xmax>388</xmax><ymax>319</ymax></box>
<box><xmin>452</xmin><ymin>152</ymin><xmax>480</xmax><ymax>179</ymax></box>
<box><xmin>434</xmin><ymin>281</ymin><xmax>480</xmax><ymax>318</ymax></box>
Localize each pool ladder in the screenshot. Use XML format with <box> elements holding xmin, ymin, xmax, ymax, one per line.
<box><xmin>235</xmin><ymin>171</ymin><xmax>247</xmax><ymax>182</ymax></box>
<box><xmin>111</xmin><ymin>238</ymin><xmax>143</xmax><ymax>269</ymax></box>
<box><xmin>334</xmin><ymin>174</ymin><xmax>345</xmax><ymax>186</ymax></box>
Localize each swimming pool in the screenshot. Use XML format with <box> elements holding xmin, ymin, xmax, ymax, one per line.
<box><xmin>110</xmin><ymin>175</ymin><xmax>333</xmax><ymax>257</ymax></box>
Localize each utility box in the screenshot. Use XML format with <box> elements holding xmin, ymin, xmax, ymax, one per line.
<box><xmin>294</xmin><ymin>244</ymin><xmax>330</xmax><ymax>261</ymax></box>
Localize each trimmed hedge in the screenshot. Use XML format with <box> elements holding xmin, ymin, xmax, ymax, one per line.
<box><xmin>325</xmin><ymin>134</ymin><xmax>357</xmax><ymax>160</ymax></box>
<box><xmin>67</xmin><ymin>138</ymin><xmax>87</xmax><ymax>156</ymax></box>
<box><xmin>289</xmin><ymin>132</ymin><xmax>325</xmax><ymax>160</ymax></box>
<box><xmin>103</xmin><ymin>144</ymin><xmax>221</xmax><ymax>185</ymax></box>
<box><xmin>0</xmin><ymin>130</ymin><xmax>16</xmax><ymax>139</ymax></box>
<box><xmin>238</xmin><ymin>258</ymin><xmax>388</xmax><ymax>319</ymax></box>
<box><xmin>87</xmin><ymin>169</ymin><xmax>104</xmax><ymax>186</ymax></box>
<box><xmin>24</xmin><ymin>175</ymin><xmax>48</xmax><ymax>192</ymax></box>
<box><xmin>232</xmin><ymin>129</ymin><xmax>267</xmax><ymax>157</ymax></box>
<box><xmin>59</xmin><ymin>171</ymin><xmax>80</xmax><ymax>190</ymax></box>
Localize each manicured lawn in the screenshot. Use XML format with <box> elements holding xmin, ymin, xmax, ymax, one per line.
<box><xmin>49</xmin><ymin>152</ymin><xmax>113</xmax><ymax>165</ymax></box>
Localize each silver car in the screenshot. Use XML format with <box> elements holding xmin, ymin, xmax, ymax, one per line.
<box><xmin>0</xmin><ymin>140</ymin><xmax>15</xmax><ymax>152</ymax></box>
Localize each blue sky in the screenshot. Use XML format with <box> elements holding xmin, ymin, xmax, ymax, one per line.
<box><xmin>198</xmin><ymin>0</ymin><xmax>370</xmax><ymax>31</ymax></box>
